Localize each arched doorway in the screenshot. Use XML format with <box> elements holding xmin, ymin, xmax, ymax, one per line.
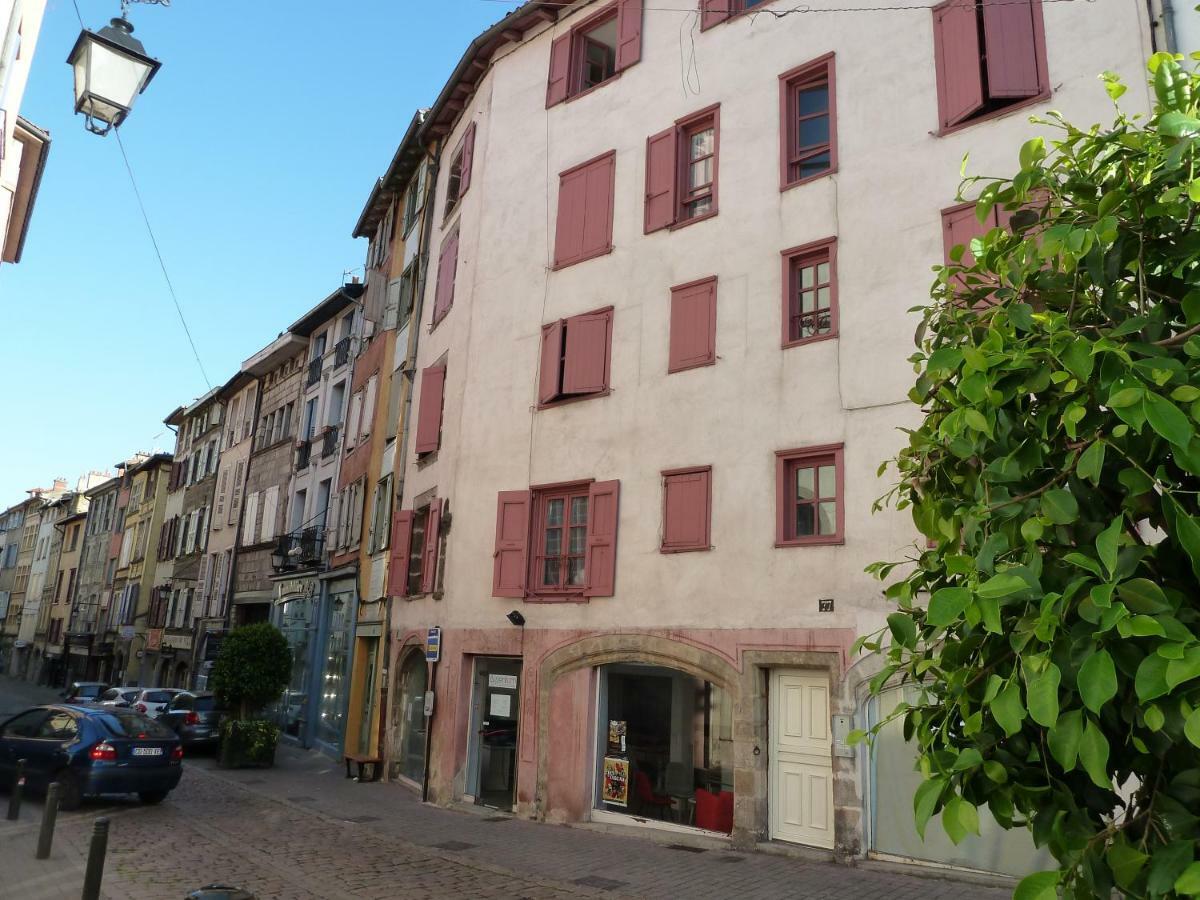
<box><xmin>394</xmin><ymin>649</ymin><xmax>428</xmax><ymax>785</ymax></box>
<box><xmin>173</xmin><ymin>661</ymin><xmax>189</xmax><ymax>689</ymax></box>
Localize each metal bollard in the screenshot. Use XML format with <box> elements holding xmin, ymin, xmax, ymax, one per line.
<box><xmin>36</xmin><ymin>782</ymin><xmax>60</xmax><ymax>859</ymax></box>
<box><xmin>6</xmin><ymin>758</ymin><xmax>26</xmax><ymax>821</ymax></box>
<box><xmin>80</xmin><ymin>817</ymin><xmax>109</xmax><ymax>900</ymax></box>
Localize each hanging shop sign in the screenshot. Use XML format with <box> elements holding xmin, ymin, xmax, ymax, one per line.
<box><xmin>162</xmin><ymin>633</ymin><xmax>193</xmax><ymax>651</ymax></box>
<box><xmin>602</xmin><ymin>757</ymin><xmax>630</xmax><ymax>807</ymax></box>
<box><xmin>425</xmin><ymin>626</ymin><xmax>441</xmax><ymax>663</ymax></box>
<box><xmin>146</xmin><ymin>629</ymin><xmax>162</xmax><ymax>652</ymax></box>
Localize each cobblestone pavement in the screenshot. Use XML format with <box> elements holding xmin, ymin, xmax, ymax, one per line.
<box><xmin>0</xmin><ymin>676</ymin><xmax>1016</xmax><ymax>899</ymax></box>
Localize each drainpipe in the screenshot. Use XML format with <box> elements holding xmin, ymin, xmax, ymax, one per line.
<box><xmin>1160</xmin><ymin>0</ymin><xmax>1178</xmax><ymax>52</ymax></box>
<box><xmin>223</xmin><ymin>382</ymin><xmax>264</xmax><ymax>633</ymax></box>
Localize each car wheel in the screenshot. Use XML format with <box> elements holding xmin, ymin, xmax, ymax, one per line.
<box><xmin>55</xmin><ymin>773</ymin><xmax>82</xmax><ymax>811</ymax></box>
<box><xmin>139</xmin><ymin>790</ymin><xmax>168</xmax><ymax>805</ymax></box>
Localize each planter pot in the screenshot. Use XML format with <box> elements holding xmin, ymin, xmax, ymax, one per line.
<box><xmin>218</xmin><ymin>720</ymin><xmax>280</xmax><ymax>769</ymax></box>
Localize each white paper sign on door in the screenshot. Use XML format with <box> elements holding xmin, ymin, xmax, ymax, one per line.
<box><xmin>489</xmin><ymin>693</ymin><xmax>512</xmax><ymax>717</ymax></box>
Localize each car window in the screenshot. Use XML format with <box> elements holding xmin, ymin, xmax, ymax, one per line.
<box><xmin>100</xmin><ymin>689</ymin><xmax>120</xmax><ymax>701</ymax></box>
<box><xmin>37</xmin><ymin>713</ymin><xmax>78</xmax><ymax>741</ymax></box>
<box><xmin>76</xmin><ymin>685</ymin><xmax>104</xmax><ymax>698</ymax></box>
<box><xmin>169</xmin><ymin>695</ymin><xmax>193</xmax><ymax>711</ymax></box>
<box><xmin>2</xmin><ymin>710</ymin><xmax>50</xmax><ymax>738</ymax></box>
<box><xmin>122</xmin><ymin>690</ymin><xmax>140</xmax><ymax>701</ymax></box>
<box><xmin>143</xmin><ymin>691</ymin><xmax>172</xmax><ymax>704</ymax></box>
<box><xmin>97</xmin><ymin>712</ymin><xmax>176</xmax><ymax>739</ymax></box>
<box><xmin>194</xmin><ymin>696</ymin><xmax>217</xmax><ymax>712</ymax></box>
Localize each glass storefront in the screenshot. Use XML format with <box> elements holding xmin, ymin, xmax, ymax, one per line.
<box><xmin>396</xmin><ymin>650</ymin><xmax>429</xmax><ymax>784</ymax></box>
<box><xmin>595</xmin><ymin>663</ymin><xmax>734</xmax><ymax>833</ymax></box>
<box><xmin>271</xmin><ymin>591</ymin><xmax>316</xmax><ymax>739</ymax></box>
<box><xmin>315</xmin><ymin>588</ymin><xmax>352</xmax><ymax>749</ymax></box>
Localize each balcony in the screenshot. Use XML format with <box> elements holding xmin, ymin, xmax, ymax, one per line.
<box><xmin>271</xmin><ymin>528</ymin><xmax>326</xmax><ymax>573</ymax></box>
<box><xmin>295</xmin><ymin>439</ymin><xmax>312</xmax><ymax>471</ymax></box>
<box><xmin>306</xmin><ymin>356</ymin><xmax>322</xmax><ymax>388</ymax></box>
<box><xmin>334</xmin><ymin>336</ymin><xmax>352</xmax><ymax>368</ymax></box>
<box><xmin>321</xmin><ymin>426</ymin><xmax>339</xmax><ymax>459</ymax></box>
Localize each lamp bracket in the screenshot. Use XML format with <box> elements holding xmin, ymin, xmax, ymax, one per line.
<box><xmin>120</xmin><ymin>0</ymin><xmax>170</xmax><ymax>12</ymax></box>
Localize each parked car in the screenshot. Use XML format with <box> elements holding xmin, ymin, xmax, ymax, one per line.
<box><xmin>0</xmin><ymin>705</ymin><xmax>183</xmax><ymax>809</ymax></box>
<box><xmin>131</xmin><ymin>688</ymin><xmax>185</xmax><ymax>719</ymax></box>
<box><xmin>97</xmin><ymin>687</ymin><xmax>141</xmax><ymax>708</ymax></box>
<box><xmin>61</xmin><ymin>682</ymin><xmax>107</xmax><ymax>703</ymax></box>
<box><xmin>161</xmin><ymin>692</ymin><xmax>225</xmax><ymax>749</ymax></box>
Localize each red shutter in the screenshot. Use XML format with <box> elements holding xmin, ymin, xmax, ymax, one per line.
<box><xmin>581</xmin><ymin>153</ymin><xmax>615</xmax><ymax>259</ymax></box>
<box><xmin>941</xmin><ymin>203</ymin><xmax>990</xmax><ymax>267</ymax></box>
<box><xmin>414</xmin><ymin>366</ymin><xmax>446</xmax><ymax>455</ymax></box>
<box><xmin>458</xmin><ymin>122</ymin><xmax>477</xmax><ymax>197</ymax></box>
<box><xmin>615</xmin><ymin>0</ymin><xmax>643</xmax><ymax>71</ymax></box>
<box><xmin>421</xmin><ymin>499</ymin><xmax>441</xmax><ymax>595</ymax></box>
<box><xmin>554</xmin><ymin>167</ymin><xmax>588</xmax><ymax>267</ymax></box>
<box><xmin>982</xmin><ymin>0</ymin><xmax>1042</xmax><ymax>99</ymax></box>
<box><xmin>668</xmin><ymin>277</ymin><xmax>717</xmax><ymax>373</ymax></box>
<box><xmin>387</xmin><ymin>509</ymin><xmax>414</xmax><ymax>597</ymax></box>
<box><xmin>492</xmin><ymin>491</ymin><xmax>530</xmax><ymax>598</ymax></box>
<box><xmin>700</xmin><ymin>0</ymin><xmax>729</xmax><ymax>29</ymax></box>
<box><xmin>584</xmin><ymin>480</ymin><xmax>619</xmax><ymax>597</ymax></box>
<box><xmin>563</xmin><ymin>310</ymin><xmax>611</xmax><ymax>395</ymax></box>
<box><xmin>432</xmin><ymin>230</ymin><xmax>459</xmax><ymax>325</ymax></box>
<box><xmin>539</xmin><ymin>320</ymin><xmax>565</xmax><ymax>404</ymax></box>
<box><xmin>932</xmin><ymin>0</ymin><xmax>985</xmax><ymax>128</ymax></box>
<box><xmin>644</xmin><ymin>127</ymin><xmax>677</xmax><ymax>233</ymax></box>
<box><xmin>546</xmin><ymin>33</ymin><xmax>572</xmax><ymax>107</ymax></box>
<box><xmin>662</xmin><ymin>468</ymin><xmax>711</xmax><ymax>551</ymax></box>
<box><xmin>555</xmin><ymin>153</ymin><xmax>615</xmax><ymax>267</ymax></box>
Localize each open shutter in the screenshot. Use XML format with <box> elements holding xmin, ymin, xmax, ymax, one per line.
<box><xmin>584</xmin><ymin>480</ymin><xmax>619</xmax><ymax>597</ymax></box>
<box><xmin>539</xmin><ymin>320</ymin><xmax>565</xmax><ymax>404</ymax></box>
<box><xmin>700</xmin><ymin>0</ymin><xmax>729</xmax><ymax>29</ymax></box>
<box><xmin>546</xmin><ymin>34</ymin><xmax>571</xmax><ymax>107</ymax></box>
<box><xmin>615</xmin><ymin>0</ymin><xmax>643</xmax><ymax>70</ymax></box>
<box><xmin>982</xmin><ymin>0</ymin><xmax>1042</xmax><ymax>99</ymax></box>
<box><xmin>421</xmin><ymin>499</ymin><xmax>441</xmax><ymax>595</ymax></box>
<box><xmin>644</xmin><ymin>127</ymin><xmax>677</xmax><ymax>233</ymax></box>
<box><xmin>432</xmin><ymin>230</ymin><xmax>459</xmax><ymax>325</ymax></box>
<box><xmin>669</xmin><ymin>278</ymin><xmax>717</xmax><ymax>372</ymax></box>
<box><xmin>387</xmin><ymin>509</ymin><xmax>414</xmax><ymax>597</ymax></box>
<box><xmin>492</xmin><ymin>491</ymin><xmax>530</xmax><ymax>598</ymax></box>
<box><xmin>458</xmin><ymin>122</ymin><xmax>477</xmax><ymax>197</ymax></box>
<box><xmin>563</xmin><ymin>311</ymin><xmax>611</xmax><ymax>395</ymax></box>
<box><xmin>361</xmin><ymin>375</ymin><xmax>378</xmax><ymax>441</ymax></box>
<box><xmin>942</xmin><ymin>203</ymin><xmax>990</xmax><ymax>267</ymax></box>
<box><xmin>932</xmin><ymin>0</ymin><xmax>985</xmax><ymax>128</ymax></box>
<box><xmin>414</xmin><ymin>366</ymin><xmax>446</xmax><ymax>455</ymax></box>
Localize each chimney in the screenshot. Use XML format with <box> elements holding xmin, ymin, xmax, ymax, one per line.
<box><xmin>351</xmin><ymin>275</ymin><xmax>361</xmax><ymax>284</ymax></box>
<box><xmin>53</xmin><ymin>478</ymin><xmax>68</xmax><ymax>491</ymax></box>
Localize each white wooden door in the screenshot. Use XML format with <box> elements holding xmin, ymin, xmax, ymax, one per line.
<box><xmin>769</xmin><ymin>670</ymin><xmax>835</xmax><ymax>848</ymax></box>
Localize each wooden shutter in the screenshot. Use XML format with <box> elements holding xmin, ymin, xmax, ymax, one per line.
<box><xmin>662</xmin><ymin>468</ymin><xmax>712</xmax><ymax>551</ymax></box>
<box><xmin>932</xmin><ymin>0</ymin><xmax>985</xmax><ymax>128</ymax></box>
<box><xmin>563</xmin><ymin>310</ymin><xmax>611</xmax><ymax>395</ymax></box>
<box><xmin>615</xmin><ymin>0</ymin><xmax>643</xmax><ymax>70</ymax></box>
<box><xmin>432</xmin><ymin>230</ymin><xmax>459</xmax><ymax>325</ymax></box>
<box><xmin>584</xmin><ymin>480</ymin><xmax>619</xmax><ymax>597</ymax></box>
<box><xmin>361</xmin><ymin>375</ymin><xmax>378</xmax><ymax>441</ymax></box>
<box><xmin>458</xmin><ymin>122</ymin><xmax>477</xmax><ymax>197</ymax></box>
<box><xmin>668</xmin><ymin>277</ymin><xmax>717</xmax><ymax>372</ymax></box>
<box><xmin>387</xmin><ymin>509</ymin><xmax>414</xmax><ymax>597</ymax></box>
<box><xmin>982</xmin><ymin>0</ymin><xmax>1043</xmax><ymax>99</ymax></box>
<box><xmin>546</xmin><ymin>33</ymin><xmax>572</xmax><ymax>107</ymax></box>
<box><xmin>555</xmin><ymin>153</ymin><xmax>615</xmax><ymax>268</ymax></box>
<box><xmin>414</xmin><ymin>366</ymin><xmax>446</xmax><ymax>455</ymax></box>
<box><xmin>421</xmin><ymin>500</ymin><xmax>441</xmax><ymax>595</ymax></box>
<box><xmin>582</xmin><ymin>154</ymin><xmax>615</xmax><ymax>259</ymax></box>
<box><xmin>554</xmin><ymin>166</ymin><xmax>588</xmax><ymax>267</ymax></box>
<box><xmin>243</xmin><ymin>492</ymin><xmax>259</xmax><ymax>545</ymax></box>
<box><xmin>539</xmin><ymin>320</ymin><xmax>565</xmax><ymax>404</ymax></box>
<box><xmin>492</xmin><ymin>491</ymin><xmax>530</xmax><ymax>598</ymax></box>
<box><xmin>644</xmin><ymin>127</ymin><xmax>677</xmax><ymax>233</ymax></box>
<box><xmin>942</xmin><ymin>203</ymin><xmax>992</xmax><ymax>267</ymax></box>
<box><xmin>700</xmin><ymin>0</ymin><xmax>730</xmax><ymax>29</ymax></box>
<box><xmin>260</xmin><ymin>487</ymin><xmax>278</xmax><ymax>543</ymax></box>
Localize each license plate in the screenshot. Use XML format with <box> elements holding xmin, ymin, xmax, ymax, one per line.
<box><xmin>132</xmin><ymin>747</ymin><xmax>162</xmax><ymax>756</ymax></box>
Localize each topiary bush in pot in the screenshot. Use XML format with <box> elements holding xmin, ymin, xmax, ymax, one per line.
<box><xmin>210</xmin><ymin>622</ymin><xmax>291</xmax><ymax>768</ymax></box>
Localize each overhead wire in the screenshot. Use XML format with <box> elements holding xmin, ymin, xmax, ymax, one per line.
<box><xmin>477</xmin><ymin>0</ymin><xmax>1088</xmax><ymax>12</ymax></box>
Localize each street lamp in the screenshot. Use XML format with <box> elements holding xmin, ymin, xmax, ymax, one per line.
<box><xmin>66</xmin><ymin>13</ymin><xmax>162</xmax><ymax>136</ymax></box>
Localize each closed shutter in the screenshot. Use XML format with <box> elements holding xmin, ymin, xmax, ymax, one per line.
<box><xmin>458</xmin><ymin>122</ymin><xmax>477</xmax><ymax>197</ymax></box>
<box><xmin>539</xmin><ymin>320</ymin><xmax>565</xmax><ymax>404</ymax></box>
<box><xmin>345</xmin><ymin>392</ymin><xmax>363</xmax><ymax>450</ymax></box>
<box><xmin>563</xmin><ymin>311</ymin><xmax>611</xmax><ymax>395</ymax></box>
<box><xmin>197</xmin><ymin>554</ymin><xmax>210</xmax><ymax>608</ymax></box>
<box><xmin>421</xmin><ymin>500</ymin><xmax>441</xmax><ymax>595</ymax></box>
<box><xmin>942</xmin><ymin>203</ymin><xmax>993</xmax><ymax>267</ymax></box>
<box><xmin>584</xmin><ymin>480</ymin><xmax>619</xmax><ymax>597</ymax></box>
<box><xmin>555</xmin><ymin>153</ymin><xmax>615</xmax><ymax>268</ymax></box>
<box><xmin>932</xmin><ymin>0</ymin><xmax>985</xmax><ymax>128</ymax></box>
<box><xmin>982</xmin><ymin>0</ymin><xmax>1042</xmax><ymax>99</ymax></box>
<box><xmin>546</xmin><ymin>33</ymin><xmax>572</xmax><ymax>107</ymax></box>
<box><xmin>700</xmin><ymin>0</ymin><xmax>730</xmax><ymax>29</ymax></box>
<box><xmin>615</xmin><ymin>0</ymin><xmax>643</xmax><ymax>70</ymax></box>
<box><xmin>361</xmin><ymin>376</ymin><xmax>378</xmax><ymax>441</ymax></box>
<box><xmin>243</xmin><ymin>492</ymin><xmax>259</xmax><ymax>545</ymax></box>
<box><xmin>387</xmin><ymin>509</ymin><xmax>414</xmax><ymax>597</ymax></box>
<box><xmin>582</xmin><ymin>154</ymin><xmax>616</xmax><ymax>259</ymax></box>
<box><xmin>662</xmin><ymin>468</ymin><xmax>712</xmax><ymax>551</ymax></box>
<box><xmin>644</xmin><ymin>127</ymin><xmax>677</xmax><ymax>233</ymax></box>
<box><xmin>229</xmin><ymin>460</ymin><xmax>245</xmax><ymax>525</ymax></box>
<box><xmin>554</xmin><ymin>166</ymin><xmax>588</xmax><ymax>267</ymax></box>
<box><xmin>260</xmin><ymin>487</ymin><xmax>279</xmax><ymax>544</ymax></box>
<box><xmin>668</xmin><ymin>277</ymin><xmax>717</xmax><ymax>372</ymax></box>
<box><xmin>432</xmin><ymin>230</ymin><xmax>459</xmax><ymax>325</ymax></box>
<box><xmin>414</xmin><ymin>366</ymin><xmax>447</xmax><ymax>455</ymax></box>
<box><xmin>492</xmin><ymin>491</ymin><xmax>530</xmax><ymax>598</ymax></box>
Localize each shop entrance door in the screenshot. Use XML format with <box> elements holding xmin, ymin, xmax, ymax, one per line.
<box><xmin>467</xmin><ymin>657</ymin><xmax>521</xmax><ymax>810</ymax></box>
<box><xmin>769</xmin><ymin>669</ymin><xmax>835</xmax><ymax>849</ymax></box>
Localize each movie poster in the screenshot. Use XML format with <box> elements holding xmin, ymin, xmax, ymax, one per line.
<box><xmin>607</xmin><ymin>720</ymin><xmax>627</xmax><ymax>754</ymax></box>
<box><xmin>602</xmin><ymin>756</ymin><xmax>630</xmax><ymax>806</ymax></box>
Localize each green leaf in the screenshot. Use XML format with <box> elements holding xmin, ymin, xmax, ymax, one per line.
<box><xmin>926</xmin><ymin>588</ymin><xmax>972</xmax><ymax>626</ymax></box>
<box><xmin>1136</xmin><ymin>653</ymin><xmax>1171</xmax><ymax>701</ymax></box>
<box><xmin>1095</xmin><ymin>516</ymin><xmax>1122</xmax><ymax>578</ymax></box>
<box><xmin>942</xmin><ymin>797</ymin><xmax>980</xmax><ymax>845</ymax></box>
<box><xmin>1190</xmin><ymin>179</ymin><xmax>1200</xmax><ymax>204</ymax></box>
<box><xmin>1123</xmin><ymin>615</ymin><xmax>1166</xmax><ymax>637</ymax></box>
<box><xmin>977</xmin><ymin>573</ymin><xmax>1028</xmax><ymax>599</ymax></box>
<box><xmin>1062</xmin><ymin>338</ymin><xmax>1094</xmax><ymax>380</ymax></box>
<box><xmin>1108</xmin><ymin>842</ymin><xmax>1149</xmax><ymax>889</ymax></box>
<box><xmin>1048</xmin><ymin>709</ymin><xmax>1082</xmax><ymax>771</ymax></box>
<box><xmin>1166</xmin><ymin>646</ymin><xmax>1200</xmax><ymax>689</ymax></box>
<box><xmin>846</xmin><ymin>729</ymin><xmax>868</xmax><ymax>746</ymax></box>
<box><xmin>1063</xmin><ymin>552</ymin><xmax>1103</xmax><ymax>577</ymax></box>
<box><xmin>1118</xmin><ymin>578</ymin><xmax>1172</xmax><ymax>613</ymax></box>
<box><xmin>963</xmin><ymin>408</ymin><xmax>993</xmax><ymax>437</ymax></box>
<box><xmin>982</xmin><ymin>760</ymin><xmax>1007</xmax><ymax>783</ymax></box>
<box><xmin>1020</xmin><ymin>518</ymin><xmax>1044</xmax><ymax>542</ymax></box>
<box><xmin>887</xmin><ymin>612</ymin><xmax>917</xmax><ymax>649</ymax></box>
<box><xmin>1079</xmin><ymin>651</ymin><xmax>1117</xmax><ymax>713</ymax></box>
<box><xmin>1144</xmin><ymin>705</ymin><xmax>1165</xmax><ymax>731</ymax></box>
<box><xmin>1019</xmin><ymin>136</ymin><xmax>1046</xmax><ymax>169</ymax></box>
<box><xmin>953</xmin><ymin>748</ymin><xmax>983</xmax><ymax>771</ymax></box>
<box><xmin>978</xmin><ymin>594</ymin><xmax>1002</xmax><ymax>634</ymax></box>
<box><xmin>1171</xmin><ymin>507</ymin><xmax>1200</xmax><ymax>582</ymax></box>
<box><xmin>1026</xmin><ymin>662</ymin><xmax>1061</xmax><ymax>727</ymax></box>
<box><xmin>991</xmin><ymin>681</ymin><xmax>1026</xmax><ymax>737</ymax></box>
<box><xmin>1108</xmin><ymin>386</ymin><xmax>1144</xmax><ymax>407</ymax></box>
<box><xmin>1177</xmin><ymin>862</ymin><xmax>1200</xmax><ymax>895</ymax></box>
<box><xmin>1014</xmin><ymin>871</ymin><xmax>1060</xmax><ymax>900</ymax></box>
<box><xmin>1160</xmin><ymin>111</ymin><xmax>1200</xmax><ymax>138</ymax></box>
<box><xmin>913</xmin><ymin>778</ymin><xmax>944</xmax><ymax>840</ymax></box>
<box><xmin>1145</xmin><ymin>392</ymin><xmax>1195</xmax><ymax>447</ymax></box>
<box><xmin>1186</xmin><ymin>708</ymin><xmax>1200</xmax><ymax>749</ymax></box>
<box><xmin>1079</xmin><ymin>718</ymin><xmax>1111</xmax><ymax>789</ymax></box>
<box><xmin>1077</xmin><ymin>440</ymin><xmax>1106</xmax><ymax>483</ymax></box>
<box><xmin>1148</xmin><ymin>840</ymin><xmax>1195</xmax><ymax>895</ymax></box>
<box><xmin>1041</xmin><ymin>489</ymin><xmax>1079</xmax><ymax>525</ymax></box>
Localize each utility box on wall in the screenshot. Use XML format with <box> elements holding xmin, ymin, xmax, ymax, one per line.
<box><xmin>831</xmin><ymin>714</ymin><xmax>855</xmax><ymax>759</ymax></box>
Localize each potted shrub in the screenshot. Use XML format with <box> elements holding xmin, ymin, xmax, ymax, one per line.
<box><xmin>210</xmin><ymin>623</ymin><xmax>292</xmax><ymax>768</ymax></box>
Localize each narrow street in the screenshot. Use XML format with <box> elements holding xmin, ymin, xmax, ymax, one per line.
<box><xmin>0</xmin><ymin>677</ymin><xmax>1014</xmax><ymax>900</ymax></box>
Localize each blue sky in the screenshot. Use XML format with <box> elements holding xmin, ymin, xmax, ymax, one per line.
<box><xmin>0</xmin><ymin>0</ymin><xmax>507</xmax><ymax>502</ymax></box>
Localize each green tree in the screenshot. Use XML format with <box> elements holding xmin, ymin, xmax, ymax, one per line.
<box><xmin>858</xmin><ymin>54</ymin><xmax>1200</xmax><ymax>899</ymax></box>
<box><xmin>209</xmin><ymin>622</ymin><xmax>292</xmax><ymax>721</ymax></box>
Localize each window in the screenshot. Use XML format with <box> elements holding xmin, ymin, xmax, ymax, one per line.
<box><xmin>414</xmin><ymin>365</ymin><xmax>446</xmax><ymax>456</ymax></box>
<box><xmin>443</xmin><ymin>122</ymin><xmax>475</xmax><ymax>219</ymax></box>
<box><xmin>398</xmin><ymin>259</ymin><xmax>418</xmax><ymax>324</ymax></box>
<box><xmin>776</xmin><ymin>444</ymin><xmax>844</xmax><ymax>546</ymax></box>
<box><xmin>700</xmin><ymin>0</ymin><xmax>771</xmax><ymax>28</ymax></box>
<box><xmin>546</xmin><ymin>1</ymin><xmax>642</xmax><ymax>107</ymax></box>
<box><xmin>492</xmin><ymin>480</ymin><xmax>619</xmax><ymax>599</ymax></box>
<box><xmin>942</xmin><ymin>201</ymin><xmax>1006</xmax><ymax>267</ymax></box>
<box><xmin>781</xmin><ymin>237</ymin><xmax>838</xmax><ymax>347</ymax></box>
<box><xmin>668</xmin><ymin>277</ymin><xmax>717</xmax><ymax>373</ymax></box>
<box><xmin>662</xmin><ymin>467</ymin><xmax>712</xmax><ymax>552</ymax></box>
<box><xmin>431</xmin><ymin>229</ymin><xmax>459</xmax><ymax>326</ymax></box>
<box><xmin>391</xmin><ymin>499</ymin><xmax>440</xmax><ymax>596</ymax></box>
<box><xmin>780</xmin><ymin>55</ymin><xmax>836</xmax><ymax>189</ymax></box>
<box><xmin>644</xmin><ymin>106</ymin><xmax>720</xmax><ymax>233</ymax></box>
<box><xmin>403</xmin><ymin>163</ymin><xmax>426</xmax><ymax>237</ymax></box>
<box><xmin>932</xmin><ymin>0</ymin><xmax>1047</xmax><ymax>132</ymax></box>
<box><xmin>538</xmin><ymin>307</ymin><xmax>614</xmax><ymax>407</ymax></box>
<box><xmin>370</xmin><ymin>475</ymin><xmax>393</xmax><ymax>554</ymax></box>
<box><xmin>553</xmin><ymin>151</ymin><xmax>616</xmax><ymax>269</ymax></box>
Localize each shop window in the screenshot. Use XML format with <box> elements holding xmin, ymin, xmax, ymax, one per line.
<box><xmin>781</xmin><ymin>237</ymin><xmax>838</xmax><ymax>348</ymax></box>
<box><xmin>775</xmin><ymin>444</ymin><xmax>844</xmax><ymax>546</ymax></box>
<box><xmin>596</xmin><ymin>664</ymin><xmax>733</xmax><ymax>833</ymax></box>
<box><xmin>546</xmin><ymin>1</ymin><xmax>643</xmax><ymax>107</ymax></box>
<box><xmin>780</xmin><ymin>54</ymin><xmax>836</xmax><ymax>189</ymax></box>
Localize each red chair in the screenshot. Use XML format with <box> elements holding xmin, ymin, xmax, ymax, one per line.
<box><xmin>695</xmin><ymin>787</ymin><xmax>733</xmax><ymax>834</ymax></box>
<box><xmin>633</xmin><ymin>769</ymin><xmax>673</xmax><ymax>819</ymax></box>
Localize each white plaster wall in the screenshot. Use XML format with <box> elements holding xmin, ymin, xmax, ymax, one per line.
<box><xmin>399</xmin><ymin>0</ymin><xmax>1154</xmax><ymax>638</ymax></box>
<box><xmin>0</xmin><ymin>0</ymin><xmax>47</xmax><ymax>251</ymax></box>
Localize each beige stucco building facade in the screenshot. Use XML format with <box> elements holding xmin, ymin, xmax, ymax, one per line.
<box><xmin>0</xmin><ymin>0</ymin><xmax>49</xmax><ymax>266</ymax></box>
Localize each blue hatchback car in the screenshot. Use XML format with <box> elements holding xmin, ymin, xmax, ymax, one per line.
<box><xmin>0</xmin><ymin>704</ymin><xmax>183</xmax><ymax>809</ymax></box>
